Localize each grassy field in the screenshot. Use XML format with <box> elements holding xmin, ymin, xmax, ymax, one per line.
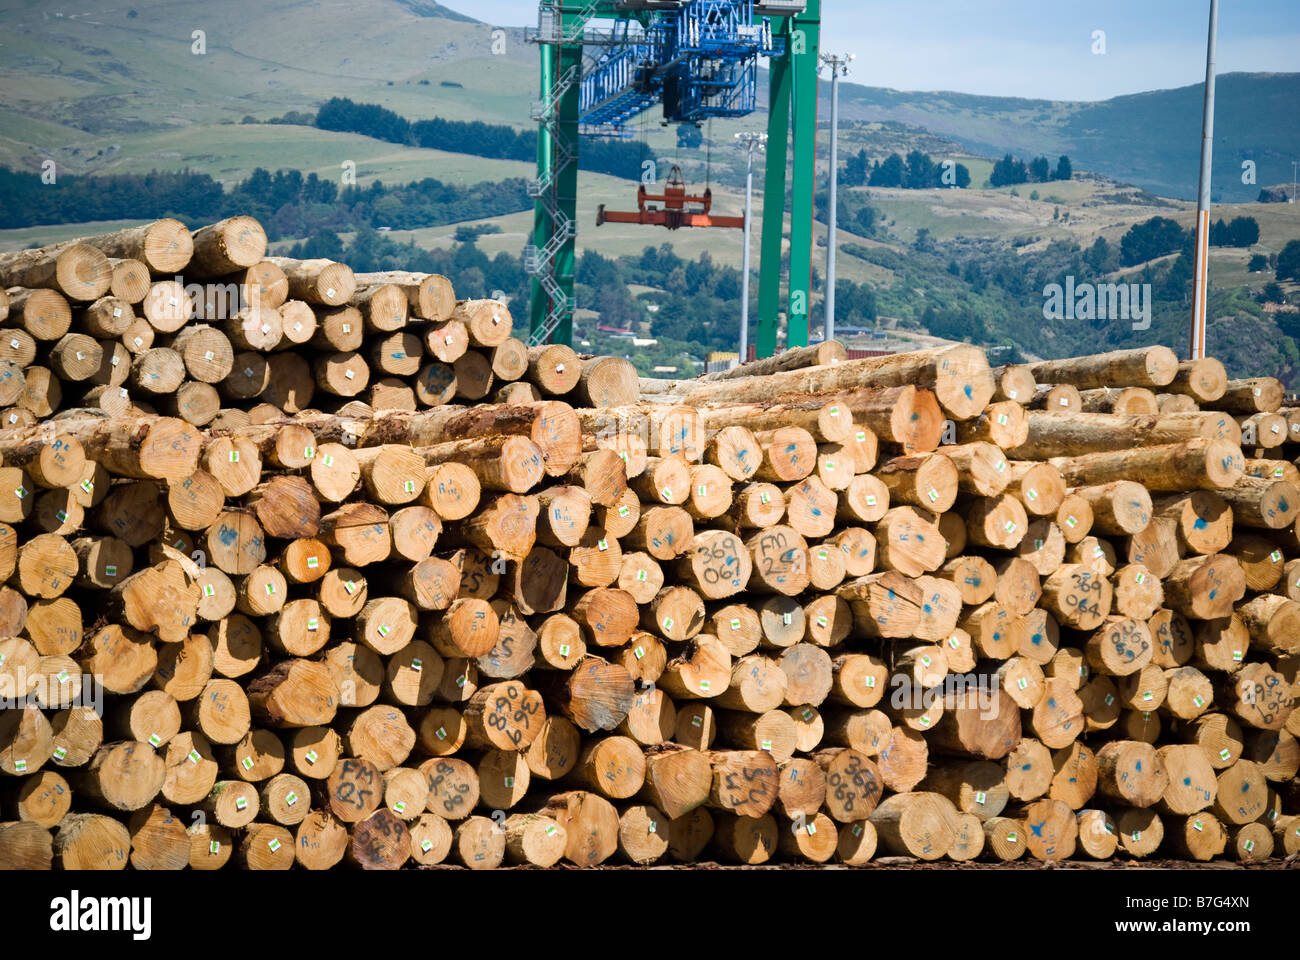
<box><xmin>92</xmin><ymin>123</ymin><xmax>535</xmax><ymax>187</ymax></box>
<box><xmin>3</xmin><ymin>0</ymin><xmax>1295</xmax><ymax>211</ymax></box>
<box><xmin>859</xmin><ymin>179</ymin><xmax>1171</xmax><ymax>249</ymax></box>
<box><xmin>0</xmin><ymin>0</ymin><xmax>538</xmax><ymax>175</ymax></box>
<box><xmin>831</xmin><ymin>73</ymin><xmax>1300</xmax><ymax>203</ymax></box>
<box><xmin>0</xmin><ymin>219</ymin><xmax>148</xmax><ymax>252</ymax></box>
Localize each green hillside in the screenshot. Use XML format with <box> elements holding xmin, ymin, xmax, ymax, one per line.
<box><xmin>0</xmin><ymin>0</ymin><xmax>535</xmax><ymax>176</ymax></box>
<box><xmin>2</xmin><ymin>0</ymin><xmax>1295</xmax><ymax>204</ymax></box>
<box><xmin>827</xmin><ymin>73</ymin><xmax>1300</xmax><ymax>203</ymax></box>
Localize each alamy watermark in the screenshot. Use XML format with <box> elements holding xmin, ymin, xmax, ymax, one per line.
<box><xmin>50</xmin><ymin>891</ymin><xmax>150</xmax><ymax>940</ymax></box>
<box><xmin>148</xmin><ymin>277</ymin><xmax>255</xmax><ymax>321</ymax></box>
<box><xmin>889</xmin><ymin>671</ymin><xmax>1001</xmax><ymax>719</ymax></box>
<box><xmin>0</xmin><ymin>668</ymin><xmax>104</xmax><ymax>715</ymax></box>
<box><xmin>1043</xmin><ymin>275</ymin><xmax>1151</xmax><ymax>331</ymax></box>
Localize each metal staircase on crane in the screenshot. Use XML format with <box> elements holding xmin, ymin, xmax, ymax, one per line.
<box><xmin>523</xmin><ymin>1</ymin><xmax>818</xmax><ymax>356</ymax></box>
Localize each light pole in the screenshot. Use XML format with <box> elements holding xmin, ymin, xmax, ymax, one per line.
<box><xmin>819</xmin><ymin>52</ymin><xmax>853</xmax><ymax>344</ymax></box>
<box><xmin>1189</xmin><ymin>0</ymin><xmax>1218</xmax><ymax>361</ymax></box>
<box><xmin>735</xmin><ymin>131</ymin><xmax>766</xmax><ymax>364</ymax></box>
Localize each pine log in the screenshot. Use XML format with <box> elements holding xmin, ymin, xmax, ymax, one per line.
<box><xmin>1032</xmin><ymin>383</ymin><xmax>1082</xmax><ymax>413</ymax></box>
<box><xmin>699</xmin><ymin>396</ymin><xmax>855</xmax><ymax>443</ymax></box>
<box><xmin>526</xmin><ymin>343</ymin><xmax>581</xmax><ymax>394</ymax></box>
<box><xmin>262</xmin><ymin>257</ymin><xmax>355</xmax><ymax>306</ymax></box>
<box><xmin>537</xmin><ymin>790</ymin><xmax>620</xmax><ymax>865</ymax></box>
<box><xmin>504</xmin><ymin>812</ymin><xmax>567</xmax><ymax>866</ymax></box>
<box><xmin>0</xmin><ymin>244</ymin><xmax>112</xmax><ymax>301</ymax></box>
<box><xmin>698</xmin><ymin>342</ymin><xmax>846</xmax><ymax>382</ymax></box>
<box><xmin>1012</xmin><ymin>412</ymin><xmax>1240</xmax><ymax>462</ymax></box>
<box><xmin>819</xmin><ymin>385</ymin><xmax>944</xmax><ymax>453</ymax></box>
<box><xmin>681</xmin><ymin>345</ymin><xmax>993</xmax><ymax>421</ymax></box>
<box><xmin>1078</xmin><ymin>386</ymin><xmax>1158</xmax><ymax>414</ymax></box>
<box><xmin>1219</xmin><ymin>377</ymin><xmax>1283</xmax><ymax>414</ymax></box>
<box><xmin>106</xmin><ymin>259</ymin><xmax>151</xmax><ymax>304</ymax></box>
<box><xmin>1167</xmin><ymin>357</ymin><xmax>1228</xmax><ymax>402</ymax></box>
<box><xmin>1017</xmin><ymin>797</ymin><xmax>1079</xmax><ymax>860</ymax></box>
<box><xmin>51</xmin><ymin>814</ymin><xmax>128</xmax><ymax>870</ymax></box>
<box><xmin>187</xmin><ymin>217</ymin><xmax>268</xmax><ymax>276</ymax></box>
<box><xmin>868</xmin><ymin>791</ymin><xmax>957</xmax><ymax>860</ymax></box>
<box><xmin>244</xmin><ymin>659</ymin><xmax>337</xmax><ymax>729</ymax></box>
<box><xmin>5</xmin><ymin>288</ymin><xmax>73</xmax><ymax>343</ymax></box>
<box><xmin>1028</xmin><ymin>346</ymin><xmax>1178</xmax><ymax>389</ymax></box>
<box><xmin>1218</xmin><ymin>477</ymin><xmax>1300</xmax><ymax>529</ymax></box>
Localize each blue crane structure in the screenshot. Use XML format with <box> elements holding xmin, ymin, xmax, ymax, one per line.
<box><xmin>525</xmin><ymin>0</ymin><xmax>821</xmax><ymax>358</ymax></box>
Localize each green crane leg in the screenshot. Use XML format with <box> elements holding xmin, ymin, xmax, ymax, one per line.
<box><xmin>554</xmin><ymin>40</ymin><xmax>581</xmax><ymax>347</ymax></box>
<box><xmin>786</xmin><ymin>0</ymin><xmax>821</xmax><ymax>349</ymax></box>
<box><xmin>529</xmin><ymin>43</ymin><xmax>555</xmax><ymax>342</ymax></box>
<box><xmin>756</xmin><ymin>45</ymin><xmax>791</xmax><ymax>360</ymax></box>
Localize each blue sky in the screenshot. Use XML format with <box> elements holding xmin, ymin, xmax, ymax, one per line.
<box><xmin>456</xmin><ymin>0</ymin><xmax>1299</xmax><ymax>101</ymax></box>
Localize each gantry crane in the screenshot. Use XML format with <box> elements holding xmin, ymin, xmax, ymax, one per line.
<box><xmin>525</xmin><ymin>0</ymin><xmax>821</xmax><ymax>358</ymax></box>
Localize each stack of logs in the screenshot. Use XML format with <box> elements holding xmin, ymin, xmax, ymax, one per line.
<box><xmin>0</xmin><ymin>216</ymin><xmax>1295</xmax><ymax>870</ymax></box>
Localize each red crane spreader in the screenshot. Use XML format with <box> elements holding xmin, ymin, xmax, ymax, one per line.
<box><xmin>596</xmin><ymin>165</ymin><xmax>744</xmax><ymax>231</ymax></box>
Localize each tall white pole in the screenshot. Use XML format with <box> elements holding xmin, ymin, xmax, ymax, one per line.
<box><xmin>1189</xmin><ymin>0</ymin><xmax>1218</xmax><ymax>360</ymax></box>
<box><xmin>826</xmin><ymin>65</ymin><xmax>839</xmax><ymax>343</ymax></box>
<box><xmin>741</xmin><ymin>142</ymin><xmax>754</xmax><ymax>363</ymax></box>
<box><xmin>819</xmin><ymin>52</ymin><xmax>852</xmax><ymax>344</ymax></box>
<box><xmin>735</xmin><ymin>132</ymin><xmax>765</xmax><ymax>364</ymax></box>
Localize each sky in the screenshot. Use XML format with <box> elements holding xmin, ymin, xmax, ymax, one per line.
<box><xmin>454</xmin><ymin>0</ymin><xmax>1300</xmax><ymax>101</ymax></box>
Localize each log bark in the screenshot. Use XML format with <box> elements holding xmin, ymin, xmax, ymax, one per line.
<box><xmin>188</xmin><ymin>218</ymin><xmax>268</xmax><ymax>276</ymax></box>
<box><xmin>680</xmin><ymin>346</ymin><xmax>993</xmax><ymax>421</ymax></box>
<box><xmin>1052</xmin><ymin>439</ymin><xmax>1244</xmax><ymax>492</ymax></box>
<box><xmin>1028</xmin><ymin>347</ymin><xmax>1178</xmax><ymax>390</ymax></box>
<box><xmin>868</xmin><ymin>791</ymin><xmax>956</xmax><ymax>860</ymax></box>
<box><xmin>4</xmin><ymin>415</ymin><xmax>200</xmax><ymax>481</ymax></box>
<box><xmin>0</xmin><ymin>245</ymin><xmax>112</xmax><ymax>301</ymax></box>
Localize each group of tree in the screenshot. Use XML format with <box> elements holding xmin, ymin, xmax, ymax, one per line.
<box><xmin>1208</xmin><ymin>215</ymin><xmax>1260</xmax><ymax>247</ymax></box>
<box><xmin>453</xmin><ymin>223</ymin><xmax>502</xmax><ymax>243</ymax></box>
<box><xmin>1260</xmin><ymin>282</ymin><xmax>1288</xmax><ymax>307</ymax></box>
<box><xmin>990</xmin><ymin>153</ymin><xmax>1072</xmax><ymax>187</ymax></box>
<box><xmin>1119</xmin><ymin>216</ymin><xmax>1190</xmax><ymax>267</ymax></box>
<box><xmin>602</xmin><ymin>243</ymin><xmax>878</xmax><ymax>348</ymax></box>
<box><xmin>0</xmin><ymin>164</ymin><xmax>531</xmax><ymax>239</ymax></box>
<box><xmin>833</xmin><ymin>277</ymin><xmax>879</xmax><ymax>325</ymax></box>
<box><xmin>1279</xmin><ymin>240</ymin><xmax>1300</xmax><ymax>282</ymax></box>
<box><xmin>1118</xmin><ymin>214</ymin><xmax>1269</xmax><ymax>268</ymax></box>
<box><xmin>218</xmin><ymin>169</ymin><xmax>529</xmax><ymax>240</ymax></box>
<box><xmin>815</xmin><ymin>193</ymin><xmax>884</xmax><ymax>239</ymax></box>
<box><xmin>314</xmin><ymin>97</ymin><xmax>652</xmax><ymax>181</ymax></box>
<box><xmin>619</xmin><ymin>246</ymin><xmax>741</xmax><ymax>347</ymax></box>
<box><xmin>1084</xmin><ymin>235</ymin><xmax>1117</xmax><ymax>273</ymax></box>
<box><xmin>0</xmin><ymin>166</ymin><xmax>224</xmax><ymax>229</ymax></box>
<box><xmin>842</xmin><ymin>149</ymin><xmax>970</xmax><ymax>190</ymax></box>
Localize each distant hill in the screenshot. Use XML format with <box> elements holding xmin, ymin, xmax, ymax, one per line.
<box><xmin>392</xmin><ymin>0</ymin><xmax>479</xmax><ymax>20</ymax></box>
<box><xmin>0</xmin><ymin>0</ymin><xmax>535</xmax><ymax>177</ymax></box>
<box><xmin>1</xmin><ymin>0</ymin><xmax>1294</xmax><ymax>207</ymax></box>
<box><xmin>823</xmin><ymin>72</ymin><xmax>1300</xmax><ymax>203</ymax></box>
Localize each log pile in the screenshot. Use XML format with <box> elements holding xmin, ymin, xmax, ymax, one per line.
<box><xmin>0</xmin><ymin>216</ymin><xmax>1295</xmax><ymax>870</ymax></box>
